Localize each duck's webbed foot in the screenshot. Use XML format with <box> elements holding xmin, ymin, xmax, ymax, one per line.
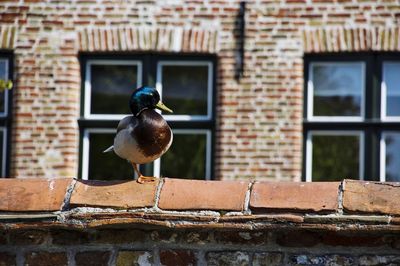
<box><xmin>131</xmin><ymin>162</ymin><xmax>158</xmax><ymax>183</ymax></box>
<box><xmin>137</xmin><ymin>175</ymin><xmax>158</xmax><ymax>184</ymax></box>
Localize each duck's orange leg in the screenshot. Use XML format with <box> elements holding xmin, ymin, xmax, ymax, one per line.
<box><xmin>131</xmin><ymin>163</ymin><xmax>157</xmax><ymax>183</ymax></box>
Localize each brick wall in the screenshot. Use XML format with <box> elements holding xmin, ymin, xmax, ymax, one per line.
<box><xmin>0</xmin><ymin>178</ymin><xmax>400</xmax><ymax>265</ymax></box>
<box><xmin>1</xmin><ymin>0</ymin><xmax>400</xmax><ymax>180</ymax></box>
<box><xmin>2</xmin><ymin>228</ymin><xmax>400</xmax><ymax>265</ymax></box>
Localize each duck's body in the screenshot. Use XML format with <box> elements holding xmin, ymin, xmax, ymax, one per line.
<box><xmin>104</xmin><ymin>86</ymin><xmax>173</xmax><ymax>183</ymax></box>
<box><xmin>113</xmin><ymin>110</ymin><xmax>172</xmax><ymax>164</ymax></box>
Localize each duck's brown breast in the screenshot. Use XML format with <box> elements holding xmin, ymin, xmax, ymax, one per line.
<box><xmin>132</xmin><ymin>109</ymin><xmax>172</xmax><ymax>158</ymax></box>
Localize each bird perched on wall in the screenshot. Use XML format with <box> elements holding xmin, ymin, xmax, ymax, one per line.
<box><xmin>103</xmin><ymin>86</ymin><xmax>173</xmax><ymax>183</ymax></box>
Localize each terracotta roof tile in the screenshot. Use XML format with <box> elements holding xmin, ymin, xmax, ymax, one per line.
<box><xmin>70</xmin><ymin>179</ymin><xmax>158</xmax><ymax>209</ymax></box>
<box><xmin>158</xmin><ymin>178</ymin><xmax>249</xmax><ymax>211</ymax></box>
<box><xmin>250</xmin><ymin>181</ymin><xmax>340</xmax><ymax>212</ymax></box>
<box><xmin>0</xmin><ymin>178</ymin><xmax>73</xmax><ymax>211</ymax></box>
<box><xmin>342</xmin><ymin>179</ymin><xmax>400</xmax><ymax>215</ymax></box>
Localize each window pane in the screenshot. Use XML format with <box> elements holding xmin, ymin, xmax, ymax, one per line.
<box><xmin>90</xmin><ymin>64</ymin><xmax>139</xmax><ymax>115</ymax></box>
<box><xmin>311</xmin><ymin>63</ymin><xmax>363</xmax><ymax>117</ymax></box>
<box><xmin>384</xmin><ymin>133</ymin><xmax>400</xmax><ymax>181</ymax></box>
<box><xmin>0</xmin><ymin>130</ymin><xmax>3</xmax><ymax>175</ymax></box>
<box><xmin>160</xmin><ymin>133</ymin><xmax>207</xmax><ymax>179</ymax></box>
<box><xmin>0</xmin><ymin>60</ymin><xmax>7</xmax><ymax>114</ymax></box>
<box><xmin>161</xmin><ymin>64</ymin><xmax>209</xmax><ymax>116</ymax></box>
<box><xmin>311</xmin><ymin>134</ymin><xmax>360</xmax><ymax>181</ymax></box>
<box><xmin>88</xmin><ymin>133</ymin><xmax>133</xmax><ymax>180</ymax></box>
<box><xmin>383</xmin><ymin>63</ymin><xmax>400</xmax><ymax>117</ymax></box>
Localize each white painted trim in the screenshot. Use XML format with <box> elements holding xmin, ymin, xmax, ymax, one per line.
<box><xmin>81</xmin><ymin>128</ymin><xmax>116</xmax><ymax>180</ymax></box>
<box><xmin>156</xmin><ymin>61</ymin><xmax>213</xmax><ymax>121</ymax></box>
<box><xmin>153</xmin><ymin>129</ymin><xmax>212</xmax><ymax>180</ymax></box>
<box><xmin>0</xmin><ymin>59</ymin><xmax>9</xmax><ymax>118</ymax></box>
<box><xmin>379</xmin><ymin>133</ymin><xmax>386</xmax><ymax>182</ymax></box>
<box><xmin>84</xmin><ymin>60</ymin><xmax>143</xmax><ymax>118</ymax></box>
<box><xmin>381</xmin><ymin>62</ymin><xmax>400</xmax><ymax>121</ymax></box>
<box><xmin>307</xmin><ymin>62</ymin><xmax>365</xmax><ymax>121</ymax></box>
<box><xmin>305</xmin><ymin>130</ymin><xmax>365</xmax><ymax>182</ymax></box>
<box><xmin>380</xmin><ymin>132</ymin><xmax>400</xmax><ymax>182</ymax></box>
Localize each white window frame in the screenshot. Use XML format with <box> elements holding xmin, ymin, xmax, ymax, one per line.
<box><xmin>81</xmin><ymin>128</ymin><xmax>117</xmax><ymax>180</ymax></box>
<box><xmin>84</xmin><ymin>60</ymin><xmax>143</xmax><ymax>120</ymax></box>
<box><xmin>156</xmin><ymin>61</ymin><xmax>213</xmax><ymax>121</ymax></box>
<box><xmin>153</xmin><ymin>129</ymin><xmax>212</xmax><ymax>180</ymax></box>
<box><xmin>381</xmin><ymin>62</ymin><xmax>400</xmax><ymax>122</ymax></box>
<box><xmin>380</xmin><ymin>132</ymin><xmax>400</xmax><ymax>182</ymax></box>
<box><xmin>0</xmin><ymin>59</ymin><xmax>9</xmax><ymax>118</ymax></box>
<box><xmin>305</xmin><ymin>130</ymin><xmax>365</xmax><ymax>182</ymax></box>
<box><xmin>307</xmin><ymin>62</ymin><xmax>366</xmax><ymax>122</ymax></box>
<box><xmin>0</xmin><ymin>127</ymin><xmax>6</xmax><ymax>177</ymax></box>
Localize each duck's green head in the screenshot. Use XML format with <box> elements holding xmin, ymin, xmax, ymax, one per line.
<box><xmin>129</xmin><ymin>86</ymin><xmax>173</xmax><ymax>116</ymax></box>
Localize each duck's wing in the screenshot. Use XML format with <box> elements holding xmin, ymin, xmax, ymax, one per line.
<box><xmin>103</xmin><ymin>116</ymin><xmax>137</xmax><ymax>153</ymax></box>
<box><xmin>117</xmin><ymin>115</ymin><xmax>137</xmax><ymax>133</ymax></box>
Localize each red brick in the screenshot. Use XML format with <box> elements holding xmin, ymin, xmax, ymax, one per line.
<box><xmin>158</xmin><ymin>178</ymin><xmax>249</xmax><ymax>211</ymax></box>
<box><xmin>70</xmin><ymin>179</ymin><xmax>158</xmax><ymax>208</ymax></box>
<box><xmin>0</xmin><ymin>178</ymin><xmax>72</xmax><ymax>211</ymax></box>
<box><xmin>276</xmin><ymin>230</ymin><xmax>321</xmax><ymax>247</ymax></box>
<box><xmin>250</xmin><ymin>182</ymin><xmax>339</xmax><ymax>212</ymax></box>
<box><xmin>0</xmin><ymin>252</ymin><xmax>15</xmax><ymax>266</ymax></box>
<box><xmin>9</xmin><ymin>230</ymin><xmax>50</xmax><ymax>245</ymax></box>
<box><xmin>342</xmin><ymin>180</ymin><xmax>400</xmax><ymax>215</ymax></box>
<box><xmin>25</xmin><ymin>252</ymin><xmax>67</xmax><ymax>266</ymax></box>
<box><xmin>159</xmin><ymin>250</ymin><xmax>197</xmax><ymax>266</ymax></box>
<box><xmin>75</xmin><ymin>251</ymin><xmax>110</xmax><ymax>266</ymax></box>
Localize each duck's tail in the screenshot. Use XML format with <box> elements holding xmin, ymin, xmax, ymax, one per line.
<box><xmin>103</xmin><ymin>145</ymin><xmax>114</xmax><ymax>153</ymax></box>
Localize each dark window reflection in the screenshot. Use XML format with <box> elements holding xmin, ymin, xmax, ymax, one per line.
<box><xmin>160</xmin><ymin>133</ymin><xmax>207</xmax><ymax>179</ymax></box>
<box><xmin>0</xmin><ymin>61</ymin><xmax>6</xmax><ymax>114</ymax></box>
<box><xmin>385</xmin><ymin>133</ymin><xmax>400</xmax><ymax>181</ymax></box>
<box><xmin>0</xmin><ymin>130</ymin><xmax>3</xmax><ymax>174</ymax></box>
<box><xmin>90</xmin><ymin>64</ymin><xmax>138</xmax><ymax>115</ymax></box>
<box><xmin>312</xmin><ymin>63</ymin><xmax>363</xmax><ymax>117</ymax></box>
<box><xmin>88</xmin><ymin>133</ymin><xmax>132</xmax><ymax>180</ymax></box>
<box><xmin>383</xmin><ymin>63</ymin><xmax>400</xmax><ymax>117</ymax></box>
<box><xmin>312</xmin><ymin>134</ymin><xmax>360</xmax><ymax>181</ymax></box>
<box><xmin>161</xmin><ymin>65</ymin><xmax>209</xmax><ymax>116</ymax></box>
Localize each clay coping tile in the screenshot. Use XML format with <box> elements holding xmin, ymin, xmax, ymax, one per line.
<box><xmin>250</xmin><ymin>181</ymin><xmax>340</xmax><ymax>213</ymax></box>
<box><xmin>0</xmin><ymin>178</ymin><xmax>73</xmax><ymax>212</ymax></box>
<box><xmin>158</xmin><ymin>178</ymin><xmax>249</xmax><ymax>211</ymax></box>
<box><xmin>70</xmin><ymin>179</ymin><xmax>159</xmax><ymax>209</ymax></box>
<box><xmin>0</xmin><ymin>178</ymin><xmax>399</xmax><ymax>217</ymax></box>
<box><xmin>342</xmin><ymin>179</ymin><xmax>400</xmax><ymax>215</ymax></box>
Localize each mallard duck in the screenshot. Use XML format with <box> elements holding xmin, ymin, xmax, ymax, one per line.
<box><xmin>103</xmin><ymin>86</ymin><xmax>173</xmax><ymax>183</ymax></box>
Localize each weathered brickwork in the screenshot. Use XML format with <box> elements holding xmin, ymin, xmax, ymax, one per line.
<box><xmin>1</xmin><ymin>0</ymin><xmax>400</xmax><ymax>179</ymax></box>
<box><xmin>0</xmin><ymin>228</ymin><xmax>399</xmax><ymax>266</ymax></box>
<box><xmin>0</xmin><ymin>178</ymin><xmax>400</xmax><ymax>265</ymax></box>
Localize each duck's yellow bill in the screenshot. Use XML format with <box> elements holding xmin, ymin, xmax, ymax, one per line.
<box><xmin>156</xmin><ymin>101</ymin><xmax>173</xmax><ymax>113</ymax></box>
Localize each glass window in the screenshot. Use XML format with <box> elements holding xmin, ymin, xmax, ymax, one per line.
<box><xmin>0</xmin><ymin>129</ymin><xmax>4</xmax><ymax>176</ymax></box>
<box><xmin>0</xmin><ymin>55</ymin><xmax>11</xmax><ymax>178</ymax></box>
<box><xmin>305</xmin><ymin>55</ymin><xmax>400</xmax><ymax>182</ymax></box>
<box><xmin>156</xmin><ymin>130</ymin><xmax>210</xmax><ymax>180</ymax></box>
<box><xmin>0</xmin><ymin>59</ymin><xmax>8</xmax><ymax>116</ymax></box>
<box><xmin>308</xmin><ymin>132</ymin><xmax>362</xmax><ymax>181</ymax></box>
<box><xmin>382</xmin><ymin>62</ymin><xmax>400</xmax><ymax>118</ymax></box>
<box><xmin>158</xmin><ymin>63</ymin><xmax>211</xmax><ymax>117</ymax></box>
<box><xmin>309</xmin><ymin>62</ymin><xmax>364</xmax><ymax>119</ymax></box>
<box><xmin>382</xmin><ymin>132</ymin><xmax>400</xmax><ymax>182</ymax></box>
<box><xmin>86</xmin><ymin>61</ymin><xmax>142</xmax><ymax>117</ymax></box>
<box><xmin>85</xmin><ymin>131</ymin><xmax>133</xmax><ymax>181</ymax></box>
<box><xmin>80</xmin><ymin>55</ymin><xmax>215</xmax><ymax>180</ymax></box>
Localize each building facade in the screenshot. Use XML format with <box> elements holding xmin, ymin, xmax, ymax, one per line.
<box><xmin>0</xmin><ymin>0</ymin><xmax>399</xmax><ymax>181</ymax></box>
